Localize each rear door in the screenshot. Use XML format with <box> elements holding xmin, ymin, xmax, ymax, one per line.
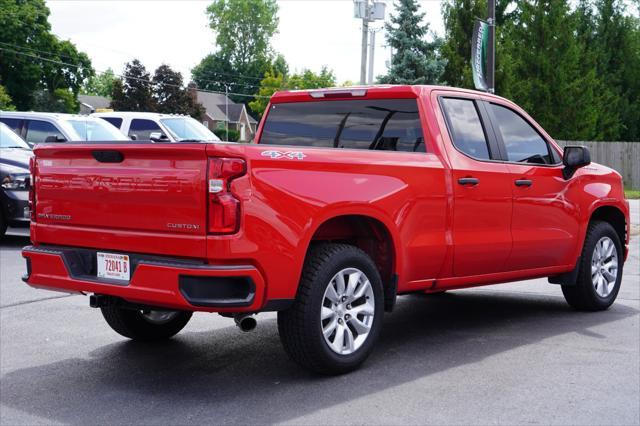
<box><xmin>437</xmin><ymin>95</ymin><xmax>513</xmax><ymax>277</ymax></box>
<box><xmin>33</xmin><ymin>143</ymin><xmax>209</xmax><ymax>257</ymax></box>
<box><xmin>484</xmin><ymin>101</ymin><xmax>580</xmax><ymax>269</ymax></box>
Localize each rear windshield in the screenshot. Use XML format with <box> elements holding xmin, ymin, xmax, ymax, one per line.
<box><xmin>66</xmin><ymin>119</ymin><xmax>128</xmax><ymax>141</ymax></box>
<box><xmin>260</xmin><ymin>99</ymin><xmax>426</xmax><ymax>152</ymax></box>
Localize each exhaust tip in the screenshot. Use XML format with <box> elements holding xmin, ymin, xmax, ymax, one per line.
<box><xmin>234</xmin><ymin>314</ymin><xmax>257</xmax><ymax>332</ymax></box>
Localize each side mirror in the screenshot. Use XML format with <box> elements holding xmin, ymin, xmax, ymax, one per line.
<box><xmin>563</xmin><ymin>146</ymin><xmax>591</xmax><ymax>179</ymax></box>
<box><xmin>44</xmin><ymin>135</ymin><xmax>66</xmax><ymax>143</ymax></box>
<box><xmin>149</xmin><ymin>132</ymin><xmax>169</xmax><ymax>142</ymax></box>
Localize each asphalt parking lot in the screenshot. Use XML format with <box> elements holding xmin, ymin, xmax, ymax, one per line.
<box><xmin>1</xmin><ymin>202</ymin><xmax>638</xmax><ymax>425</ymax></box>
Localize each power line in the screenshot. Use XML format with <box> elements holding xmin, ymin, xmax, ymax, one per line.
<box><xmin>0</xmin><ymin>47</ymin><xmax>273</xmax><ymax>99</ymax></box>
<box><xmin>0</xmin><ymin>40</ymin><xmax>270</xmax><ymax>90</ymax></box>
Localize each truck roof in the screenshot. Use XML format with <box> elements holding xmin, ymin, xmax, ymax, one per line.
<box><xmin>270</xmin><ymin>85</ymin><xmax>508</xmax><ymax>104</ymax></box>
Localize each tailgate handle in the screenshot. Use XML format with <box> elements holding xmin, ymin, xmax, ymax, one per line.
<box><xmin>92</xmin><ymin>150</ymin><xmax>124</xmax><ymax>163</ymax></box>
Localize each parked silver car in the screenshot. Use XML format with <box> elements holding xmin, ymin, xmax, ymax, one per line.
<box><xmin>0</xmin><ymin>111</ymin><xmax>128</xmax><ymax>146</ymax></box>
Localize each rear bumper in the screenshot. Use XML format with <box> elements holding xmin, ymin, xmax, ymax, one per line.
<box><xmin>22</xmin><ymin>245</ymin><xmax>272</xmax><ymax>313</ymax></box>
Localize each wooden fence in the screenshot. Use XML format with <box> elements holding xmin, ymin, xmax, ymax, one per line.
<box><xmin>557</xmin><ymin>141</ymin><xmax>640</xmax><ymax>189</ymax></box>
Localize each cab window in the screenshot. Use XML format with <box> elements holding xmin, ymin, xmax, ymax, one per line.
<box><xmin>25</xmin><ymin>120</ymin><xmax>65</xmax><ymax>144</ymax></box>
<box><xmin>129</xmin><ymin>119</ymin><xmax>162</xmax><ymax>140</ymax></box>
<box><xmin>440</xmin><ymin>98</ymin><xmax>491</xmax><ymax>160</ymax></box>
<box><xmin>489</xmin><ymin>104</ymin><xmax>557</xmax><ymax>165</ymax></box>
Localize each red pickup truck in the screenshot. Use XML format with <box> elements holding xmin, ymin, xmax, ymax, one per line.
<box><xmin>23</xmin><ymin>85</ymin><xmax>630</xmax><ymax>374</ymax></box>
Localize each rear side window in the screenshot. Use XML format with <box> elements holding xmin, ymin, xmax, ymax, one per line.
<box><xmin>100</xmin><ymin>117</ymin><xmax>123</xmax><ymax>129</ymax></box>
<box><xmin>489</xmin><ymin>104</ymin><xmax>556</xmax><ymax>165</ymax></box>
<box><xmin>440</xmin><ymin>98</ymin><xmax>491</xmax><ymax>160</ymax></box>
<box><xmin>0</xmin><ymin>118</ymin><xmax>23</xmax><ymax>135</ymax></box>
<box><xmin>260</xmin><ymin>99</ymin><xmax>426</xmax><ymax>153</ymax></box>
<box><xmin>25</xmin><ymin>120</ymin><xmax>66</xmax><ymax>144</ymax></box>
<box><xmin>129</xmin><ymin>119</ymin><xmax>162</xmax><ymax>139</ymax></box>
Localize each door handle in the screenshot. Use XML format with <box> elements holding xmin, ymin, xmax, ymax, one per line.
<box><xmin>458</xmin><ymin>177</ymin><xmax>480</xmax><ymax>186</ymax></box>
<box><xmin>515</xmin><ymin>179</ymin><xmax>533</xmax><ymax>187</ymax></box>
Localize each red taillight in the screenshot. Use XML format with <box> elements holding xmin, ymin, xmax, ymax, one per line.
<box><xmin>28</xmin><ymin>157</ymin><xmax>35</xmax><ymax>221</ymax></box>
<box><xmin>208</xmin><ymin>158</ymin><xmax>246</xmax><ymax>234</ymax></box>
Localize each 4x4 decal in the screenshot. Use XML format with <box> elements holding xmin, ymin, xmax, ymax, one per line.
<box><xmin>261</xmin><ymin>150</ymin><xmax>306</xmax><ymax>160</ymax></box>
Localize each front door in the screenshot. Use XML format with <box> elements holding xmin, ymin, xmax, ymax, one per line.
<box><xmin>485</xmin><ymin>102</ymin><xmax>580</xmax><ymax>270</ymax></box>
<box><xmin>439</xmin><ymin>96</ymin><xmax>513</xmax><ymax>277</ymax></box>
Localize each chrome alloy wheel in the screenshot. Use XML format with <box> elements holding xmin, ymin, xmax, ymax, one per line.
<box><xmin>321</xmin><ymin>267</ymin><xmax>375</xmax><ymax>355</ymax></box>
<box><xmin>141</xmin><ymin>310</ymin><xmax>180</xmax><ymax>325</ymax></box>
<box><xmin>591</xmin><ymin>236</ymin><xmax>619</xmax><ymax>298</ymax></box>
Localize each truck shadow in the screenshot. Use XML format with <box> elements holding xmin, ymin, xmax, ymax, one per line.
<box><xmin>1</xmin><ymin>291</ymin><xmax>637</xmax><ymax>424</ymax></box>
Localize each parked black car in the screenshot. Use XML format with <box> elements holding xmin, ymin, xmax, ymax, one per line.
<box><xmin>0</xmin><ymin>122</ymin><xmax>32</xmax><ymax>237</ymax></box>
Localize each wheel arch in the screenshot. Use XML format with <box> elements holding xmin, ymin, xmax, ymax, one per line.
<box><xmin>589</xmin><ymin>205</ymin><xmax>627</xmax><ymax>257</ymax></box>
<box><xmin>303</xmin><ymin>213</ymin><xmax>400</xmax><ymax>311</ymax></box>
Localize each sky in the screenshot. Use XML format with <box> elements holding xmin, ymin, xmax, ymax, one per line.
<box><xmin>45</xmin><ymin>0</ymin><xmax>445</xmax><ymax>86</ymax></box>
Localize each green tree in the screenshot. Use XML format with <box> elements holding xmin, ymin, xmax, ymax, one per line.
<box><xmin>378</xmin><ymin>0</ymin><xmax>446</xmax><ymax>84</ymax></box>
<box><xmin>248</xmin><ymin>70</ymin><xmax>284</xmax><ymax>116</ymax></box>
<box><xmin>110</xmin><ymin>60</ymin><xmax>155</xmax><ymax>111</ymax></box>
<box><xmin>152</xmin><ymin>64</ymin><xmax>205</xmax><ymax>119</ymax></box>
<box><xmin>0</xmin><ymin>0</ymin><xmax>93</xmax><ymax>110</ymax></box>
<box><xmin>193</xmin><ymin>0</ymin><xmax>280</xmax><ymax>102</ymax></box>
<box><xmin>590</xmin><ymin>0</ymin><xmax>640</xmax><ymax>140</ymax></box>
<box><xmin>249</xmin><ymin>67</ymin><xmax>336</xmax><ymax>116</ymax></box>
<box><xmin>82</xmin><ymin>68</ymin><xmax>116</xmax><ymax>97</ymax></box>
<box><xmin>0</xmin><ymin>84</ymin><xmax>15</xmax><ymax>110</ymax></box>
<box><xmin>40</xmin><ymin>39</ymin><xmax>93</xmax><ymax>96</ymax></box>
<box><xmin>441</xmin><ymin>0</ymin><xmax>487</xmax><ymax>88</ymax></box>
<box><xmin>32</xmin><ymin>88</ymin><xmax>79</xmax><ymax>113</ymax></box>
<box><xmin>287</xmin><ymin>67</ymin><xmax>335</xmax><ymax>90</ymax></box>
<box><xmin>499</xmin><ymin>0</ymin><xmax>603</xmax><ymax>140</ymax></box>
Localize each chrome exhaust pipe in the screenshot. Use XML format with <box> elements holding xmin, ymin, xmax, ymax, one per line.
<box><xmin>234</xmin><ymin>313</ymin><xmax>257</xmax><ymax>332</ymax></box>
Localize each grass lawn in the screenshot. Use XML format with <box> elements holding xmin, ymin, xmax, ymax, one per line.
<box><xmin>625</xmin><ymin>188</ymin><xmax>640</xmax><ymax>199</ymax></box>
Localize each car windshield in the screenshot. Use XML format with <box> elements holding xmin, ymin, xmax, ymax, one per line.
<box><xmin>160</xmin><ymin>117</ymin><xmax>220</xmax><ymax>141</ymax></box>
<box><xmin>0</xmin><ymin>124</ymin><xmax>31</xmax><ymax>149</ymax></box>
<box><xmin>66</xmin><ymin>119</ymin><xmax>128</xmax><ymax>141</ymax></box>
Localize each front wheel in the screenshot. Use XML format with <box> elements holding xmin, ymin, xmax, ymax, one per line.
<box><xmin>278</xmin><ymin>243</ymin><xmax>384</xmax><ymax>375</ymax></box>
<box><xmin>100</xmin><ymin>306</ymin><xmax>192</xmax><ymax>341</ymax></box>
<box><xmin>562</xmin><ymin>221</ymin><xmax>624</xmax><ymax>311</ymax></box>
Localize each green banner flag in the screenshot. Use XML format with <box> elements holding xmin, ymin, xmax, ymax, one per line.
<box><xmin>471</xmin><ymin>19</ymin><xmax>489</xmax><ymax>91</ymax></box>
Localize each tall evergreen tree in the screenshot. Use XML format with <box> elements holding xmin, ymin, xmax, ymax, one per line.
<box><xmin>441</xmin><ymin>0</ymin><xmax>487</xmax><ymax>88</ymax></box>
<box><xmin>378</xmin><ymin>0</ymin><xmax>446</xmax><ymax>84</ymax></box>
<box><xmin>440</xmin><ymin>0</ymin><xmax>514</xmax><ymax>89</ymax></box>
<box><xmin>110</xmin><ymin>59</ymin><xmax>155</xmax><ymax>112</ymax></box>
<box><xmin>591</xmin><ymin>0</ymin><xmax>640</xmax><ymax>140</ymax></box>
<box><xmin>499</xmin><ymin>0</ymin><xmax>602</xmax><ymax>140</ymax></box>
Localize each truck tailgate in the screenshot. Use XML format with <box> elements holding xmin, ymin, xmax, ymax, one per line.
<box><xmin>32</xmin><ymin>143</ymin><xmax>208</xmax><ymax>258</ymax></box>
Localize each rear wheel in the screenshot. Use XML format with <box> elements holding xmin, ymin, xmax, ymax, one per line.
<box><xmin>278</xmin><ymin>243</ymin><xmax>384</xmax><ymax>375</ymax></box>
<box><xmin>562</xmin><ymin>221</ymin><xmax>623</xmax><ymax>311</ymax></box>
<box><xmin>100</xmin><ymin>306</ymin><xmax>192</xmax><ymax>341</ymax></box>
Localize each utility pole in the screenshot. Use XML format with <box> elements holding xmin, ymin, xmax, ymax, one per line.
<box><xmin>367</xmin><ymin>30</ymin><xmax>375</xmax><ymax>84</ymax></box>
<box><xmin>225</xmin><ymin>84</ymin><xmax>229</xmax><ymax>142</ymax></box>
<box><xmin>487</xmin><ymin>0</ymin><xmax>496</xmax><ymax>93</ymax></box>
<box><xmin>360</xmin><ymin>1</ymin><xmax>370</xmax><ymax>85</ymax></box>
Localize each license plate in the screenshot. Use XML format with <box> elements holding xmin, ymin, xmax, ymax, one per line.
<box><xmin>97</xmin><ymin>252</ymin><xmax>130</xmax><ymax>282</ymax></box>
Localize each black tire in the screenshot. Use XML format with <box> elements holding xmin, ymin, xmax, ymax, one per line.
<box><xmin>562</xmin><ymin>221</ymin><xmax>624</xmax><ymax>311</ymax></box>
<box><xmin>100</xmin><ymin>306</ymin><xmax>192</xmax><ymax>341</ymax></box>
<box><xmin>0</xmin><ymin>213</ymin><xmax>7</xmax><ymax>239</ymax></box>
<box><xmin>278</xmin><ymin>243</ymin><xmax>385</xmax><ymax>375</ymax></box>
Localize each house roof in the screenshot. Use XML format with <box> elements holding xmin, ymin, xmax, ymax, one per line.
<box><xmin>195</xmin><ymin>90</ymin><xmax>257</xmax><ymax>124</ymax></box>
<box><xmin>78</xmin><ymin>94</ymin><xmax>111</xmax><ymax>110</ymax></box>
